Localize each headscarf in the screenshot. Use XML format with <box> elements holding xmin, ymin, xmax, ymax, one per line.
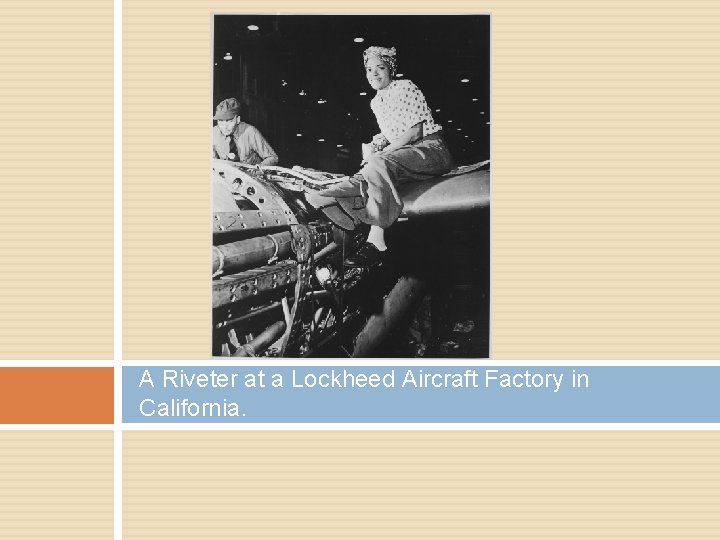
<box><xmin>363</xmin><ymin>46</ymin><xmax>398</xmax><ymax>78</ymax></box>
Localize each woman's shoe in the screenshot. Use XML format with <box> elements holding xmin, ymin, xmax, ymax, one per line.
<box><xmin>345</xmin><ymin>242</ymin><xmax>386</xmax><ymax>268</ymax></box>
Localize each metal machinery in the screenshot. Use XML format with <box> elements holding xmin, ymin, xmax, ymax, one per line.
<box><xmin>212</xmin><ymin>158</ymin><xmax>490</xmax><ymax>357</ymax></box>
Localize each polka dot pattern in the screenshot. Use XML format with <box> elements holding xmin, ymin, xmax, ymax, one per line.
<box><xmin>370</xmin><ymin>79</ymin><xmax>442</xmax><ymax>143</ymax></box>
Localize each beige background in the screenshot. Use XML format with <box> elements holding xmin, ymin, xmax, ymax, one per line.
<box><xmin>1</xmin><ymin>2</ymin><xmax>718</xmax><ymax>539</ymax></box>
<box><xmin>122</xmin><ymin>4</ymin><xmax>720</xmax><ymax>534</ymax></box>
<box><xmin>124</xmin><ymin>431</ymin><xmax>720</xmax><ymax>538</ymax></box>
<box><xmin>124</xmin><ymin>0</ymin><xmax>720</xmax><ymax>359</ymax></box>
<box><xmin>0</xmin><ymin>1</ymin><xmax>113</xmax><ymax>360</ymax></box>
<box><xmin>0</xmin><ymin>431</ymin><xmax>113</xmax><ymax>539</ymax></box>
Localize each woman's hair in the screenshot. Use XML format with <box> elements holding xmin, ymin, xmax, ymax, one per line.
<box><xmin>363</xmin><ymin>46</ymin><xmax>398</xmax><ymax>78</ymax></box>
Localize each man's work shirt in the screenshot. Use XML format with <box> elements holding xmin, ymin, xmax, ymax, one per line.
<box><xmin>212</xmin><ymin>122</ymin><xmax>279</xmax><ymax>166</ymax></box>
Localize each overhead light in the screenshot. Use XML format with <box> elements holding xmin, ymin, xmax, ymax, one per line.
<box><xmin>296</xmin><ymin>133</ymin><xmax>302</xmax><ymax>137</ymax></box>
<box><xmin>317</xmin><ymin>99</ymin><xmax>327</xmax><ymax>104</ymax></box>
<box><xmin>247</xmin><ymin>25</ymin><xmax>259</xmax><ymax>31</ymax></box>
<box><xmin>435</xmin><ymin>109</ymin><xmax>441</xmax><ymax>112</ymax></box>
<box><xmin>480</xmin><ymin>111</ymin><xmax>485</xmax><ymax>115</ymax></box>
<box><xmin>456</xmin><ymin>128</ymin><xmax>462</xmax><ymax>131</ymax></box>
<box><xmin>336</xmin><ymin>144</ymin><xmax>343</xmax><ymax>148</ymax></box>
<box><xmin>318</xmin><ymin>138</ymin><xmax>325</xmax><ymax>142</ymax></box>
<box><xmin>223</xmin><ymin>53</ymin><xmax>232</xmax><ymax>61</ymax></box>
<box><xmin>214</xmin><ymin>62</ymin><xmax>217</xmax><ymax>66</ymax></box>
<box><xmin>299</xmin><ymin>90</ymin><xmax>306</xmax><ymax>96</ymax></box>
<box><xmin>396</xmin><ymin>73</ymin><xmax>404</xmax><ymax>77</ymax></box>
<box><xmin>472</xmin><ymin>98</ymin><xmax>479</xmax><ymax>102</ymax></box>
<box><xmin>281</xmin><ymin>80</ymin><xmax>288</xmax><ymax>87</ymax></box>
<box><xmin>359</xmin><ymin>92</ymin><xmax>367</xmax><ymax>96</ymax></box>
<box><xmin>461</xmin><ymin>78</ymin><xmax>470</xmax><ymax>83</ymax></box>
<box><xmin>354</xmin><ymin>37</ymin><xmax>364</xmax><ymax>43</ymax></box>
<box><xmin>464</xmin><ymin>135</ymin><xmax>469</xmax><ymax>138</ymax></box>
<box><xmin>447</xmin><ymin>119</ymin><xmax>453</xmax><ymax>123</ymax></box>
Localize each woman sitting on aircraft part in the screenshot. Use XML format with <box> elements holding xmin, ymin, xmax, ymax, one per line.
<box><xmin>310</xmin><ymin>45</ymin><xmax>453</xmax><ymax>267</ymax></box>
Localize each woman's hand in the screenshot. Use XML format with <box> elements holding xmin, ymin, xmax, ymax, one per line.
<box><xmin>378</xmin><ymin>122</ymin><xmax>424</xmax><ymax>155</ymax></box>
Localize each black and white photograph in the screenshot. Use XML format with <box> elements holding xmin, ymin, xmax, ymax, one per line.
<box><xmin>211</xmin><ymin>14</ymin><xmax>490</xmax><ymax>358</ymax></box>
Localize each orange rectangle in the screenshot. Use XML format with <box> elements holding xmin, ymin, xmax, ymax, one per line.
<box><xmin>0</xmin><ymin>368</ymin><xmax>113</xmax><ymax>424</ymax></box>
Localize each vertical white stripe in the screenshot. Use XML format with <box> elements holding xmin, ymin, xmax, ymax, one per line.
<box><xmin>114</xmin><ymin>0</ymin><xmax>123</xmax><ymax>539</ymax></box>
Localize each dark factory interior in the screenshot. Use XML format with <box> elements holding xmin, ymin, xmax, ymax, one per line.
<box><xmin>213</xmin><ymin>15</ymin><xmax>490</xmax><ymax>357</ymax></box>
<box><xmin>213</xmin><ymin>15</ymin><xmax>490</xmax><ymax>172</ymax></box>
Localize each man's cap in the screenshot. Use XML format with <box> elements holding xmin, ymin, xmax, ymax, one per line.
<box><xmin>213</xmin><ymin>98</ymin><xmax>241</xmax><ymax>120</ymax></box>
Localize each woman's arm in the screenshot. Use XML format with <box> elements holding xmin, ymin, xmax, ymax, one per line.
<box><xmin>379</xmin><ymin>121</ymin><xmax>423</xmax><ymax>154</ymax></box>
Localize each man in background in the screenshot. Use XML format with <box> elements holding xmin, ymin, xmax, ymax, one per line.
<box><xmin>212</xmin><ymin>98</ymin><xmax>278</xmax><ymax>166</ymax></box>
